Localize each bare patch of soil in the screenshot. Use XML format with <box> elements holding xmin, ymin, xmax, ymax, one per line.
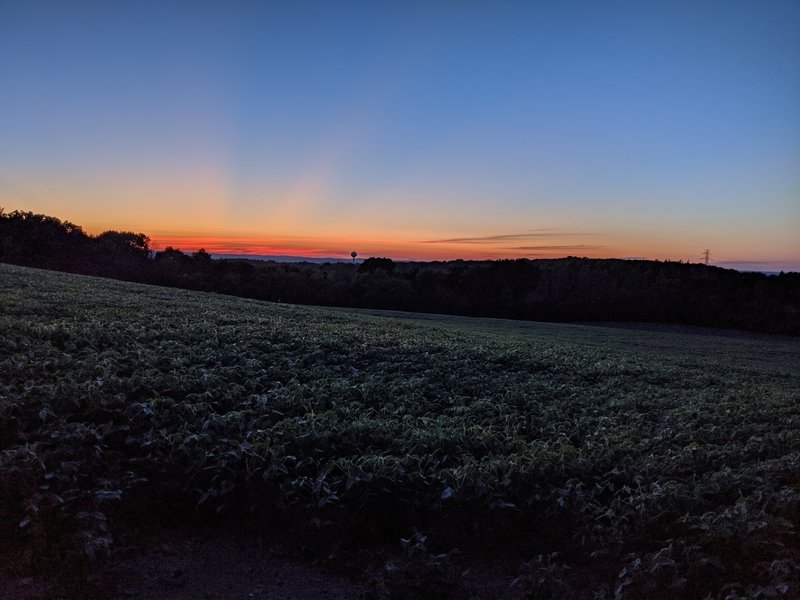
<box><xmin>1</xmin><ymin>530</ymin><xmax>531</xmax><ymax>600</ymax></box>
<box><xmin>0</xmin><ymin>576</ymin><xmax>49</xmax><ymax>600</ymax></box>
<box><xmin>90</xmin><ymin>530</ymin><xmax>364</xmax><ymax>600</ymax></box>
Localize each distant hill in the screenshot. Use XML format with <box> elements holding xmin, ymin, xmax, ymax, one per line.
<box><xmin>211</xmin><ymin>253</ymin><xmax>354</xmax><ymax>264</ymax></box>
<box><xmin>1</xmin><ymin>209</ymin><xmax>798</xmax><ymax>334</ymax></box>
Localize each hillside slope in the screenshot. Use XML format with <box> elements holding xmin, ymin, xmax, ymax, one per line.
<box><xmin>3</xmin><ymin>210</ymin><xmax>800</xmax><ymax>334</ymax></box>
<box><xmin>2</xmin><ymin>264</ymin><xmax>799</xmax><ymax>598</ymax></box>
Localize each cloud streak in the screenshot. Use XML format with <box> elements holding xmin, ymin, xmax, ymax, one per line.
<box><xmin>716</xmin><ymin>260</ymin><xmax>774</xmax><ymax>266</ymax></box>
<box><xmin>420</xmin><ymin>230</ymin><xmax>592</xmax><ymax>244</ymax></box>
<box><xmin>509</xmin><ymin>244</ymin><xmax>603</xmax><ymax>251</ymax></box>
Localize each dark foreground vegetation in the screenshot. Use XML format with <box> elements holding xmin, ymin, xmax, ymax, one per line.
<box><xmin>1</xmin><ymin>209</ymin><xmax>799</xmax><ymax>334</ymax></box>
<box><xmin>2</xmin><ymin>264</ymin><xmax>799</xmax><ymax>598</ymax></box>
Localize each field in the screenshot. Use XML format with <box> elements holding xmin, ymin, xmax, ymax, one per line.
<box><xmin>1</xmin><ymin>263</ymin><xmax>799</xmax><ymax>599</ymax></box>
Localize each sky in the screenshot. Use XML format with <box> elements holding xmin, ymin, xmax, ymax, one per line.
<box><xmin>1</xmin><ymin>1</ymin><xmax>798</xmax><ymax>270</ymax></box>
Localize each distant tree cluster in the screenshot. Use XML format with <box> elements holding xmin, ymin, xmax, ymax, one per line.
<box><xmin>358</xmin><ymin>257</ymin><xmax>395</xmax><ymax>273</ymax></box>
<box><xmin>0</xmin><ymin>210</ymin><xmax>151</xmax><ymax>279</ymax></box>
<box><xmin>2</xmin><ymin>209</ymin><xmax>798</xmax><ymax>334</ymax></box>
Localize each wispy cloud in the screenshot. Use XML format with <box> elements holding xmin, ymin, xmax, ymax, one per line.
<box><xmin>421</xmin><ymin>230</ymin><xmax>591</xmax><ymax>244</ymax></box>
<box><xmin>509</xmin><ymin>244</ymin><xmax>602</xmax><ymax>251</ymax></box>
<box><xmin>716</xmin><ymin>260</ymin><xmax>773</xmax><ymax>266</ymax></box>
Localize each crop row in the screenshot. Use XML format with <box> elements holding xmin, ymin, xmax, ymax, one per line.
<box><xmin>1</xmin><ymin>264</ymin><xmax>799</xmax><ymax>598</ymax></box>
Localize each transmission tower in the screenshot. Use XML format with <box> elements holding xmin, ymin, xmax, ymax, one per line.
<box><xmin>701</xmin><ymin>249</ymin><xmax>711</xmax><ymax>266</ymax></box>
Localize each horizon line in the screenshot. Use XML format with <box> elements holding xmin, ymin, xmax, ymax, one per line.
<box><xmin>204</xmin><ymin>252</ymin><xmax>798</xmax><ymax>273</ymax></box>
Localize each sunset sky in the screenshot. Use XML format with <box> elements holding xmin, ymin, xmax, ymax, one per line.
<box><xmin>1</xmin><ymin>1</ymin><xmax>798</xmax><ymax>270</ymax></box>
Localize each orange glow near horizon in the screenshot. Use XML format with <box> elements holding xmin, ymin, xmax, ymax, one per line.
<box><xmin>2</xmin><ymin>183</ymin><xmax>798</xmax><ymax>269</ymax></box>
<box><xmin>139</xmin><ymin>230</ymin><xmax>800</xmax><ymax>271</ymax></box>
<box><xmin>146</xmin><ymin>232</ymin><xmax>617</xmax><ymax>262</ymax></box>
<box><xmin>142</xmin><ymin>234</ymin><xmax>692</xmax><ymax>264</ymax></box>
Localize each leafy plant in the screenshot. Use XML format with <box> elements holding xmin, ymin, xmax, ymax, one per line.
<box><xmin>1</xmin><ymin>263</ymin><xmax>799</xmax><ymax>597</ymax></box>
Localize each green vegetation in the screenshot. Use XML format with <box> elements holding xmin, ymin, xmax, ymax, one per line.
<box><xmin>2</xmin><ymin>263</ymin><xmax>799</xmax><ymax>598</ymax></box>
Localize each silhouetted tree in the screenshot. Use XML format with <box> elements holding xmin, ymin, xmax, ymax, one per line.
<box><xmin>193</xmin><ymin>248</ymin><xmax>212</xmax><ymax>263</ymax></box>
<box><xmin>0</xmin><ymin>210</ymin><xmax>89</xmax><ymax>268</ymax></box>
<box><xmin>96</xmin><ymin>231</ymin><xmax>150</xmax><ymax>259</ymax></box>
<box><xmin>2</xmin><ymin>210</ymin><xmax>799</xmax><ymax>334</ymax></box>
<box><xmin>358</xmin><ymin>257</ymin><xmax>395</xmax><ymax>274</ymax></box>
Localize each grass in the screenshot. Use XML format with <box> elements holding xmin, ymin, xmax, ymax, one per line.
<box><xmin>1</xmin><ymin>263</ymin><xmax>799</xmax><ymax>598</ymax></box>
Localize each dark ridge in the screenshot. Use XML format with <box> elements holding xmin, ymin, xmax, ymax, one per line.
<box><xmin>1</xmin><ymin>209</ymin><xmax>798</xmax><ymax>334</ymax></box>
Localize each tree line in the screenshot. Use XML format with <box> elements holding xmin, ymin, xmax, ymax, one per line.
<box><xmin>1</xmin><ymin>209</ymin><xmax>798</xmax><ymax>334</ymax></box>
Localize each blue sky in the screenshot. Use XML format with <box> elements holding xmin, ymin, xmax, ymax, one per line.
<box><xmin>1</xmin><ymin>1</ymin><xmax>798</xmax><ymax>268</ymax></box>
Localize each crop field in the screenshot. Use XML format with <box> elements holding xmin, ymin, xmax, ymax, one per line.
<box><xmin>1</xmin><ymin>263</ymin><xmax>800</xmax><ymax>598</ymax></box>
